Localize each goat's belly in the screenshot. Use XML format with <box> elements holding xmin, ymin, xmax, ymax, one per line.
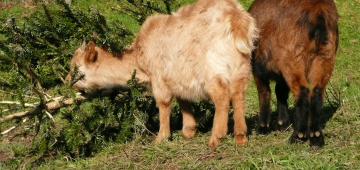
<box><xmin>168</xmin><ymin>78</ymin><xmax>208</xmax><ymax>100</ymax></box>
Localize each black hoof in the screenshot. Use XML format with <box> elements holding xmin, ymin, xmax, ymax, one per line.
<box><xmin>275</xmin><ymin>120</ymin><xmax>290</xmax><ymax>132</ymax></box>
<box><xmin>256</xmin><ymin>125</ymin><xmax>271</xmax><ymax>135</ymax></box>
<box><xmin>289</xmin><ymin>131</ymin><xmax>308</xmax><ymax>144</ymax></box>
<box><xmin>309</xmin><ymin>131</ymin><xmax>325</xmax><ymax>147</ymax></box>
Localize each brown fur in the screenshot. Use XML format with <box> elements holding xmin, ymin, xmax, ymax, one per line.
<box><xmin>249</xmin><ymin>0</ymin><xmax>338</xmax><ymax>147</ymax></box>
<box><xmin>67</xmin><ymin>0</ymin><xmax>258</xmax><ymax>148</ymax></box>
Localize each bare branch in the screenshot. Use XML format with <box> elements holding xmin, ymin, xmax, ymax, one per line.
<box><xmin>0</xmin><ymin>101</ymin><xmax>38</xmax><ymax>107</ymax></box>
<box><xmin>133</xmin><ymin>113</ymin><xmax>156</xmax><ymax>137</ymax></box>
<box><xmin>0</xmin><ymin>88</ymin><xmax>123</xmax><ymax>124</ymax></box>
<box><xmin>1</xmin><ymin>126</ymin><xmax>16</xmax><ymax>135</ymax></box>
<box><xmin>1</xmin><ymin>118</ymin><xmax>27</xmax><ymax>135</ymax></box>
<box><xmin>0</xmin><ymin>94</ymin><xmax>81</xmax><ymax>124</ymax></box>
<box><xmin>45</xmin><ymin>111</ymin><xmax>55</xmax><ymax>122</ymax></box>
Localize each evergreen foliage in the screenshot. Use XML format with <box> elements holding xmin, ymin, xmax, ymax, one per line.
<box><xmin>121</xmin><ymin>0</ymin><xmax>181</xmax><ymax>24</ymax></box>
<box><xmin>0</xmin><ymin>0</ymin><xmax>137</xmax><ymax>162</ymax></box>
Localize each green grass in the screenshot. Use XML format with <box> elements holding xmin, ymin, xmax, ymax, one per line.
<box><xmin>1</xmin><ymin>0</ymin><xmax>360</xmax><ymax>169</ymax></box>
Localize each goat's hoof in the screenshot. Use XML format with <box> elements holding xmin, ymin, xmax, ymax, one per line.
<box><xmin>152</xmin><ymin>133</ymin><xmax>171</xmax><ymax>143</ymax></box>
<box><xmin>289</xmin><ymin>131</ymin><xmax>308</xmax><ymax>144</ymax></box>
<box><xmin>152</xmin><ymin>137</ymin><xmax>163</xmax><ymax>143</ymax></box>
<box><xmin>275</xmin><ymin>120</ymin><xmax>290</xmax><ymax>132</ymax></box>
<box><xmin>181</xmin><ymin>126</ymin><xmax>196</xmax><ymax>139</ymax></box>
<box><xmin>309</xmin><ymin>131</ymin><xmax>324</xmax><ymax>147</ymax></box>
<box><xmin>256</xmin><ymin>124</ymin><xmax>271</xmax><ymax>135</ymax></box>
<box><xmin>208</xmin><ymin>136</ymin><xmax>221</xmax><ymax>150</ymax></box>
<box><xmin>234</xmin><ymin>133</ymin><xmax>247</xmax><ymax>146</ymax></box>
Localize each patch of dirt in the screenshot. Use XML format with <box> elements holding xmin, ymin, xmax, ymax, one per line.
<box><xmin>0</xmin><ymin>0</ymin><xmax>53</xmax><ymax>10</ymax></box>
<box><xmin>0</xmin><ymin>0</ymin><xmax>28</xmax><ymax>10</ymax></box>
<box><xmin>0</xmin><ymin>150</ymin><xmax>9</xmax><ymax>162</ymax></box>
<box><xmin>0</xmin><ymin>124</ymin><xmax>34</xmax><ymax>162</ymax></box>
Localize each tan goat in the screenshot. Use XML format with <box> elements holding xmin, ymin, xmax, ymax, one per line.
<box><xmin>67</xmin><ymin>0</ymin><xmax>258</xmax><ymax>148</ymax></box>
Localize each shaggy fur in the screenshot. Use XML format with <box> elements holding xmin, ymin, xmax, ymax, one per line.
<box><xmin>67</xmin><ymin>0</ymin><xmax>258</xmax><ymax>148</ymax></box>
<box><xmin>248</xmin><ymin>0</ymin><xmax>338</xmax><ymax>147</ymax></box>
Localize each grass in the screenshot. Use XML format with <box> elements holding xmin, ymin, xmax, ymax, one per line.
<box><xmin>1</xmin><ymin>0</ymin><xmax>360</xmax><ymax>169</ymax></box>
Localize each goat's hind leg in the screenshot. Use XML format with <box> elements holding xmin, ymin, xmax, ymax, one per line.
<box><xmin>309</xmin><ymin>86</ymin><xmax>325</xmax><ymax>147</ymax></box>
<box><xmin>283</xmin><ymin>74</ymin><xmax>310</xmax><ymax>144</ymax></box>
<box><xmin>275</xmin><ymin>78</ymin><xmax>290</xmax><ymax>131</ymax></box>
<box><xmin>207</xmin><ymin>77</ymin><xmax>231</xmax><ymax>149</ymax></box>
<box><xmin>231</xmin><ymin>77</ymin><xmax>249</xmax><ymax>146</ymax></box>
<box><xmin>308</xmin><ymin>56</ymin><xmax>335</xmax><ymax>147</ymax></box>
<box><xmin>254</xmin><ymin>76</ymin><xmax>272</xmax><ymax>134</ymax></box>
<box><xmin>177</xmin><ymin>98</ymin><xmax>197</xmax><ymax>139</ymax></box>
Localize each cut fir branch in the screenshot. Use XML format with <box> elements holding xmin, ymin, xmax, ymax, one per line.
<box><xmin>120</xmin><ymin>0</ymin><xmax>180</xmax><ymax>24</ymax></box>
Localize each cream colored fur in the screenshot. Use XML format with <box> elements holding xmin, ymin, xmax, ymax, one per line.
<box><xmin>67</xmin><ymin>0</ymin><xmax>258</xmax><ymax>148</ymax></box>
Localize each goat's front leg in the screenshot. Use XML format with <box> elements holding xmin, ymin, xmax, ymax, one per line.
<box><xmin>152</xmin><ymin>84</ymin><xmax>172</xmax><ymax>142</ymax></box>
<box><xmin>155</xmin><ymin>100</ymin><xmax>172</xmax><ymax>142</ymax></box>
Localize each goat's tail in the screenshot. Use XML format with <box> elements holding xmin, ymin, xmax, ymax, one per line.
<box><xmin>305</xmin><ymin>2</ymin><xmax>338</xmax><ymax>51</ymax></box>
<box><xmin>230</xmin><ymin>10</ymin><xmax>258</xmax><ymax>55</ymax></box>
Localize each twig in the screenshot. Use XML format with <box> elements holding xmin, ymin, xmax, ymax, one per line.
<box><xmin>0</xmin><ymin>101</ymin><xmax>38</xmax><ymax>107</ymax></box>
<box><xmin>1</xmin><ymin>126</ymin><xmax>16</xmax><ymax>135</ymax></box>
<box><xmin>122</xmin><ymin>148</ymin><xmax>129</xmax><ymax>158</ymax></box>
<box><xmin>1</xmin><ymin>118</ymin><xmax>27</xmax><ymax>135</ymax></box>
<box><xmin>52</xmin><ymin>65</ymin><xmax>66</xmax><ymax>84</ymax></box>
<box><xmin>44</xmin><ymin>111</ymin><xmax>55</xmax><ymax>122</ymax></box>
<box><xmin>283</xmin><ymin>123</ymin><xmax>293</xmax><ymax>132</ymax></box>
<box><xmin>17</xmin><ymin>62</ymin><xmax>45</xmax><ymax>93</ymax></box>
<box><xmin>50</xmin><ymin>138</ymin><xmax>58</xmax><ymax>148</ymax></box>
<box><xmin>31</xmin><ymin>86</ymin><xmax>46</xmax><ymax>105</ymax></box>
<box><xmin>325</xmin><ymin>90</ymin><xmax>336</xmax><ymax>109</ymax></box>
<box><xmin>2</xmin><ymin>109</ymin><xmax>10</xmax><ymax>112</ymax></box>
<box><xmin>325</xmin><ymin>82</ymin><xmax>342</xmax><ymax>109</ymax></box>
<box><xmin>132</xmin><ymin>113</ymin><xmax>156</xmax><ymax>137</ymax></box>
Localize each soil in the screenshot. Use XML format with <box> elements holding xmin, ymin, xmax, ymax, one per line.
<box><xmin>0</xmin><ymin>125</ymin><xmax>33</xmax><ymax>162</ymax></box>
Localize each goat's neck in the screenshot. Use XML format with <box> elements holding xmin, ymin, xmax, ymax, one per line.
<box><xmin>95</xmin><ymin>48</ymin><xmax>149</xmax><ymax>87</ymax></box>
<box><xmin>119</xmin><ymin>49</ymin><xmax>149</xmax><ymax>83</ymax></box>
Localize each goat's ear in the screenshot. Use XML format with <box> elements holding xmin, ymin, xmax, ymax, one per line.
<box><xmin>85</xmin><ymin>41</ymin><xmax>97</xmax><ymax>63</ymax></box>
<box><xmin>80</xmin><ymin>36</ymin><xmax>86</xmax><ymax>51</ymax></box>
<box><xmin>91</xmin><ymin>32</ymin><xmax>97</xmax><ymax>44</ymax></box>
<box><xmin>102</xmin><ymin>44</ymin><xmax>109</xmax><ymax>51</ymax></box>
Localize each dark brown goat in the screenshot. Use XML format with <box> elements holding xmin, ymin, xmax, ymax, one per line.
<box><xmin>248</xmin><ymin>0</ymin><xmax>338</xmax><ymax>147</ymax></box>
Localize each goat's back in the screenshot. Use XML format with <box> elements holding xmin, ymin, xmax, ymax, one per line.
<box><xmin>249</xmin><ymin>0</ymin><xmax>338</xmax><ymax>64</ymax></box>
<box><xmin>132</xmin><ymin>0</ymin><xmax>257</xmax><ymax>100</ymax></box>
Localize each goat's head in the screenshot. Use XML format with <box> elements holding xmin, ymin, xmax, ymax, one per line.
<box><xmin>66</xmin><ymin>34</ymin><xmax>99</xmax><ymax>90</ymax></box>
